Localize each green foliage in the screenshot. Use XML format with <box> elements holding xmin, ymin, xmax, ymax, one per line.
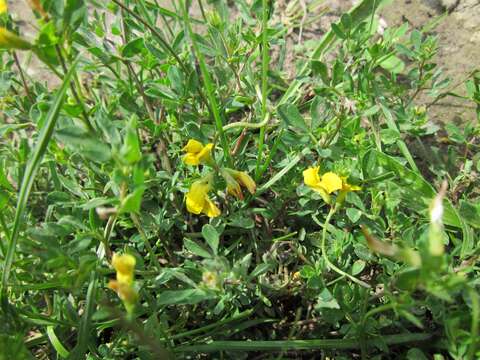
<box><xmin>0</xmin><ymin>0</ymin><xmax>479</xmax><ymax>359</ymax></box>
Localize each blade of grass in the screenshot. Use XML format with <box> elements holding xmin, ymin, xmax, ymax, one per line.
<box><xmin>46</xmin><ymin>326</ymin><xmax>70</xmax><ymax>358</ymax></box>
<box><xmin>70</xmin><ymin>271</ymin><xmax>98</xmax><ymax>359</ymax></box>
<box><xmin>174</xmin><ymin>332</ymin><xmax>432</xmax><ymax>352</ymax></box>
<box><xmin>254</xmin><ymin>0</ymin><xmax>270</xmax><ymax>181</ymax></box>
<box><xmin>0</xmin><ymin>58</ymin><xmax>79</xmax><ymax>299</ymax></box>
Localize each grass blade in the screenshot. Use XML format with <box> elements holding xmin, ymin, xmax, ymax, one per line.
<box><xmin>0</xmin><ymin>58</ymin><xmax>80</xmax><ymax>298</ymax></box>
<box><xmin>46</xmin><ymin>326</ymin><xmax>70</xmax><ymax>358</ymax></box>
<box><xmin>174</xmin><ymin>333</ymin><xmax>432</xmax><ymax>353</ymax></box>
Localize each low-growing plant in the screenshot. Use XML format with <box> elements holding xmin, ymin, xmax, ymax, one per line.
<box><xmin>0</xmin><ymin>0</ymin><xmax>479</xmax><ymax>359</ymax></box>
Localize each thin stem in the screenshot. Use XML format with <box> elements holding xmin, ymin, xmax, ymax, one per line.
<box><xmin>255</xmin><ymin>0</ymin><xmax>270</xmax><ymax>181</ymax></box>
<box><xmin>321</xmin><ymin>207</ymin><xmax>371</xmax><ymax>288</ymax></box>
<box><xmin>54</xmin><ymin>45</ymin><xmax>95</xmax><ymax>133</ymax></box>
<box><xmin>181</xmin><ymin>0</ymin><xmax>232</xmax><ymax>167</ymax></box>
<box><xmin>12</xmin><ymin>52</ymin><xmax>33</xmax><ymax>103</ymax></box>
<box><xmin>103</xmin><ymin>215</ymin><xmax>116</xmax><ymax>261</ymax></box>
<box><xmin>131</xmin><ymin>213</ymin><xmax>162</xmax><ymax>271</ymax></box>
<box><xmin>223</xmin><ymin>112</ymin><xmax>270</xmax><ymax>131</ymax></box>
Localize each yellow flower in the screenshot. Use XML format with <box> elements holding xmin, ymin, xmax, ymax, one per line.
<box><xmin>182</xmin><ymin>139</ymin><xmax>214</xmax><ymax>166</ymax></box>
<box><xmin>111</xmin><ymin>253</ymin><xmax>136</xmax><ymax>286</ymax></box>
<box><xmin>0</xmin><ymin>0</ymin><xmax>7</xmax><ymax>14</ymax></box>
<box><xmin>222</xmin><ymin>169</ymin><xmax>243</xmax><ymax>199</ymax></box>
<box><xmin>303</xmin><ymin>166</ymin><xmax>360</xmax><ymax>204</ymax></box>
<box><xmin>186</xmin><ymin>178</ymin><xmax>221</xmax><ymax>217</ymax></box>
<box><xmin>108</xmin><ymin>253</ymin><xmax>138</xmax><ymax>313</ymax></box>
<box><xmin>108</xmin><ymin>280</ymin><xmax>138</xmax><ymax>303</ymax></box>
<box><xmin>234</xmin><ymin>171</ymin><xmax>256</xmax><ymax>194</ymax></box>
<box><xmin>0</xmin><ymin>28</ymin><xmax>33</xmax><ymax>50</ymax></box>
<box><xmin>320</xmin><ymin>172</ymin><xmax>343</xmax><ymax>193</ymax></box>
<box><xmin>337</xmin><ymin>177</ymin><xmax>361</xmax><ymax>204</ymax></box>
<box><xmin>222</xmin><ymin>168</ymin><xmax>256</xmax><ymax>199</ymax></box>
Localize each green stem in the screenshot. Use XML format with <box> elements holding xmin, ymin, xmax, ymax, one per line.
<box><xmin>255</xmin><ymin>0</ymin><xmax>270</xmax><ymax>181</ymax></box>
<box><xmin>223</xmin><ymin>113</ymin><xmax>270</xmax><ymax>131</ymax></box>
<box><xmin>131</xmin><ymin>213</ymin><xmax>161</xmax><ymax>271</ymax></box>
<box><xmin>54</xmin><ymin>45</ymin><xmax>95</xmax><ymax>133</ymax></box>
<box><xmin>181</xmin><ymin>0</ymin><xmax>232</xmax><ymax>167</ymax></box>
<box><xmin>321</xmin><ymin>207</ymin><xmax>371</xmax><ymax>288</ymax></box>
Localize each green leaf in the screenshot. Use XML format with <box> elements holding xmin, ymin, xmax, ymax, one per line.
<box><xmin>122</xmin><ymin>37</ymin><xmax>146</xmax><ymax>57</ymax></box>
<box><xmin>379</xmin><ymin>55</ymin><xmax>405</xmax><ymax>74</ymax></box>
<box><xmin>379</xmin><ymin>128</ymin><xmax>400</xmax><ymax>145</ymax></box>
<box><xmin>311</xmin><ymin>60</ymin><xmax>329</xmax><ymax>84</ymax></box>
<box><xmin>315</xmin><ymin>289</ymin><xmax>340</xmax><ymax>310</ymax></box>
<box><xmin>228</xmin><ymin>213</ymin><xmax>255</xmax><ymax>229</ymax></box>
<box><xmin>120</xmin><ymin>117</ymin><xmax>142</xmax><ymax>164</ymax></box>
<box><xmin>346</xmin><ymin>208</ymin><xmax>362</xmax><ymax>223</ymax></box>
<box><xmin>119</xmin><ymin>186</ymin><xmax>145</xmax><ymax>214</ymax></box>
<box><xmin>158</xmin><ymin>289</ymin><xmax>216</xmax><ymax>305</ymax></box>
<box><xmin>277</xmin><ymin>104</ymin><xmax>309</xmax><ymax>132</ymax></box>
<box><xmin>202</xmin><ymin>224</ymin><xmax>220</xmax><ymax>255</ymax></box>
<box><xmin>184</xmin><ymin>238</ymin><xmax>212</xmax><ymax>258</ymax></box>
<box><xmin>351</xmin><ymin>260</ymin><xmax>366</xmax><ymax>275</ymax></box>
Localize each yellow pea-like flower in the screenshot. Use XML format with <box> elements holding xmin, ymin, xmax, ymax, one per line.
<box><xmin>107</xmin><ymin>280</ymin><xmax>138</xmax><ymax>304</ymax></box>
<box><xmin>0</xmin><ymin>28</ymin><xmax>33</xmax><ymax>50</ymax></box>
<box><xmin>318</xmin><ymin>172</ymin><xmax>343</xmax><ymax>194</ymax></box>
<box><xmin>111</xmin><ymin>253</ymin><xmax>136</xmax><ymax>286</ymax></box>
<box><xmin>222</xmin><ymin>168</ymin><xmax>256</xmax><ymax>199</ymax></box>
<box><xmin>182</xmin><ymin>139</ymin><xmax>214</xmax><ymax>166</ymax></box>
<box><xmin>186</xmin><ymin>178</ymin><xmax>220</xmax><ymax>218</ymax></box>
<box><xmin>303</xmin><ymin>166</ymin><xmax>359</xmax><ymax>204</ymax></box>
<box><xmin>108</xmin><ymin>253</ymin><xmax>138</xmax><ymax>313</ymax></box>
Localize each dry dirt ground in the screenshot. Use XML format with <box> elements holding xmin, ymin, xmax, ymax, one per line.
<box><xmin>7</xmin><ymin>0</ymin><xmax>480</xmax><ymax>123</ymax></box>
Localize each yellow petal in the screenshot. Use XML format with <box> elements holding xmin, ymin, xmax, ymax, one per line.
<box><xmin>226</xmin><ymin>182</ymin><xmax>243</xmax><ymax>199</ymax></box>
<box><xmin>183</xmin><ymin>139</ymin><xmax>203</xmax><ymax>154</ymax></box>
<box><xmin>186</xmin><ymin>181</ymin><xmax>209</xmax><ymax>214</ymax></box>
<box><xmin>303</xmin><ymin>167</ymin><xmax>321</xmax><ymax>187</ymax></box>
<box><xmin>112</xmin><ymin>253</ymin><xmax>136</xmax><ymax>274</ymax></box>
<box><xmin>236</xmin><ymin>171</ymin><xmax>256</xmax><ymax>194</ymax></box>
<box><xmin>112</xmin><ymin>253</ymin><xmax>136</xmax><ymax>285</ymax></box>
<box><xmin>197</xmin><ymin>143</ymin><xmax>213</xmax><ymax>163</ymax></box>
<box><xmin>318</xmin><ymin>172</ymin><xmax>343</xmax><ymax>194</ymax></box>
<box><xmin>108</xmin><ymin>280</ymin><xmax>138</xmax><ymax>303</ymax></box>
<box><xmin>0</xmin><ymin>0</ymin><xmax>7</xmax><ymax>14</ymax></box>
<box><xmin>183</xmin><ymin>153</ymin><xmax>200</xmax><ymax>166</ymax></box>
<box><xmin>203</xmin><ymin>197</ymin><xmax>221</xmax><ymax>218</ymax></box>
<box><xmin>0</xmin><ymin>28</ymin><xmax>32</xmax><ymax>50</ymax></box>
<box><xmin>344</xmin><ymin>183</ymin><xmax>361</xmax><ymax>192</ymax></box>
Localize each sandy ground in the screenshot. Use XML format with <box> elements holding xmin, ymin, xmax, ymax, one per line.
<box><xmin>6</xmin><ymin>0</ymin><xmax>480</xmax><ymax>123</ymax></box>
